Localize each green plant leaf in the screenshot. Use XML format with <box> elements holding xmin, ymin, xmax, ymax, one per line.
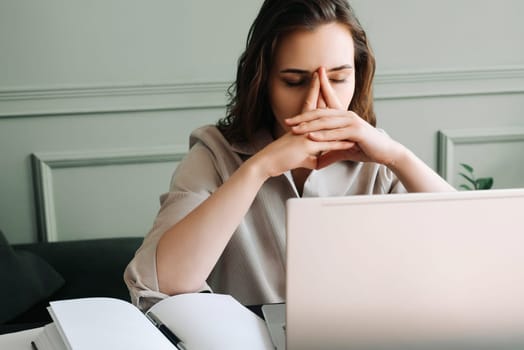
<box><xmin>459</xmin><ymin>173</ymin><xmax>476</xmax><ymax>187</ymax></box>
<box><xmin>475</xmin><ymin>177</ymin><xmax>493</xmax><ymax>190</ymax></box>
<box><xmin>459</xmin><ymin>184</ymin><xmax>473</xmax><ymax>191</ymax></box>
<box><xmin>460</xmin><ymin>163</ymin><xmax>474</xmax><ymax>174</ymax></box>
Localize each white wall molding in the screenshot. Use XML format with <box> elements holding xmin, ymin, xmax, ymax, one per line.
<box><xmin>31</xmin><ymin>147</ymin><xmax>187</xmax><ymax>242</ymax></box>
<box><xmin>2</xmin><ymin>66</ymin><xmax>524</xmax><ymax>118</ymax></box>
<box><xmin>374</xmin><ymin>66</ymin><xmax>524</xmax><ymax>100</ymax></box>
<box><xmin>437</xmin><ymin>127</ymin><xmax>524</xmax><ymax>182</ymax></box>
<box><xmin>0</xmin><ymin>82</ymin><xmax>231</xmax><ymax>118</ymax></box>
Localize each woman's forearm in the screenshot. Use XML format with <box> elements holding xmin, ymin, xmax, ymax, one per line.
<box><xmin>156</xmin><ymin>156</ymin><xmax>269</xmax><ymax>295</ymax></box>
<box><xmin>388</xmin><ymin>143</ymin><xmax>456</xmax><ymax>193</ymax></box>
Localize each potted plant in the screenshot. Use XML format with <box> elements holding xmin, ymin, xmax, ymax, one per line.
<box><xmin>458</xmin><ymin>163</ymin><xmax>493</xmax><ymax>190</ymax></box>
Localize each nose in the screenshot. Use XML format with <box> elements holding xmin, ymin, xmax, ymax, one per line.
<box><xmin>317</xmin><ymin>93</ymin><xmax>327</xmax><ymax>109</ymax></box>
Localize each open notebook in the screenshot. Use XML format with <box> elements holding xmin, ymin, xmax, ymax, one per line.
<box><xmin>33</xmin><ymin>293</ymin><xmax>273</xmax><ymax>350</ymax></box>
<box><xmin>282</xmin><ymin>188</ymin><xmax>524</xmax><ymax>350</ymax></box>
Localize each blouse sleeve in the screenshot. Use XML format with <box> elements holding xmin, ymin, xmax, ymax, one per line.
<box><xmin>378</xmin><ymin>164</ymin><xmax>407</xmax><ymax>194</ymax></box>
<box><xmin>124</xmin><ymin>142</ymin><xmax>222</xmax><ymax>311</ymax></box>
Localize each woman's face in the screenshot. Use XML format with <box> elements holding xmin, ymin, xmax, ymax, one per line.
<box><xmin>268</xmin><ymin>22</ymin><xmax>356</xmax><ymax>137</ymax></box>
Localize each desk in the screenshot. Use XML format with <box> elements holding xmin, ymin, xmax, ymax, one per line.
<box><xmin>0</xmin><ymin>327</ymin><xmax>42</xmax><ymax>350</ymax></box>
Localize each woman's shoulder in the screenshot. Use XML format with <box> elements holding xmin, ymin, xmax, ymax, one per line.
<box><xmin>189</xmin><ymin>125</ymin><xmax>227</xmax><ymax>147</ymax></box>
<box><xmin>186</xmin><ymin>125</ymin><xmax>245</xmax><ymax>172</ymax></box>
<box><xmin>188</xmin><ymin>125</ymin><xmax>235</xmax><ymax>155</ymax></box>
<box><xmin>189</xmin><ymin>124</ymin><xmax>272</xmax><ymax>157</ymax></box>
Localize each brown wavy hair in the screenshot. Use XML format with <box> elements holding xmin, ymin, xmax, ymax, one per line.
<box><xmin>217</xmin><ymin>0</ymin><xmax>376</xmax><ymax>144</ymax></box>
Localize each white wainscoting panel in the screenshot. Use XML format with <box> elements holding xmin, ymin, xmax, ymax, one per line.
<box><xmin>438</xmin><ymin>128</ymin><xmax>524</xmax><ymax>190</ymax></box>
<box><xmin>31</xmin><ymin>147</ymin><xmax>186</xmax><ymax>242</ymax></box>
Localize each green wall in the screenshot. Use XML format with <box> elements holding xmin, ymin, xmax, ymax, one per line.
<box><xmin>1</xmin><ymin>0</ymin><xmax>523</xmax><ymax>243</ymax></box>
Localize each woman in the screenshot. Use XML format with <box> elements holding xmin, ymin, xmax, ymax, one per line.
<box><xmin>125</xmin><ymin>0</ymin><xmax>454</xmax><ymax>311</ymax></box>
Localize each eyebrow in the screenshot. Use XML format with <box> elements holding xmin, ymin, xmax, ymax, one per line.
<box><xmin>279</xmin><ymin>64</ymin><xmax>353</xmax><ymax>74</ymax></box>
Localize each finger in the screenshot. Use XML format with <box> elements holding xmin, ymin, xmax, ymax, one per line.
<box><xmin>317</xmin><ymin>88</ymin><xmax>327</xmax><ymax>109</ymax></box>
<box><xmin>291</xmin><ymin>110</ymin><xmax>357</xmax><ymax>135</ymax></box>
<box><xmin>299</xmin><ymin>111</ymin><xmax>364</xmax><ymax>137</ymax></box>
<box><xmin>316</xmin><ymin>146</ymin><xmax>366</xmax><ymax>169</ymax></box>
<box><xmin>319</xmin><ymin>67</ymin><xmax>343</xmax><ymax>110</ymax></box>
<box><xmin>293</xmin><ymin>116</ymin><xmax>353</xmax><ymax>135</ymax></box>
<box><xmin>308</xmin><ymin>125</ymin><xmax>359</xmax><ymax>142</ymax></box>
<box><xmin>316</xmin><ymin>150</ymin><xmax>348</xmax><ymax>169</ymax></box>
<box><xmin>301</xmin><ymin>71</ymin><xmax>320</xmax><ymax>113</ymax></box>
<box><xmin>285</xmin><ymin>108</ymin><xmax>344</xmax><ymax>127</ymax></box>
<box><xmin>312</xmin><ymin>140</ymin><xmax>354</xmax><ymax>154</ymax></box>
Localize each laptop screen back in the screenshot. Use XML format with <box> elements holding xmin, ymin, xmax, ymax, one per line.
<box><xmin>285</xmin><ymin>189</ymin><xmax>524</xmax><ymax>350</ymax></box>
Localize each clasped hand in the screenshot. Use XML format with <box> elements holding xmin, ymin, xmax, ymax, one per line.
<box><xmin>258</xmin><ymin>67</ymin><xmax>402</xmax><ymax>178</ymax></box>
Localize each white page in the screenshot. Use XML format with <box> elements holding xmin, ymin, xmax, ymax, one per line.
<box><xmin>148</xmin><ymin>293</ymin><xmax>274</xmax><ymax>350</ymax></box>
<box><xmin>49</xmin><ymin>297</ymin><xmax>176</xmax><ymax>350</ymax></box>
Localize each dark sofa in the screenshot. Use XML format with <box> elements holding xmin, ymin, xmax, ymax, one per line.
<box><xmin>0</xmin><ymin>235</ymin><xmax>142</xmax><ymax>334</ymax></box>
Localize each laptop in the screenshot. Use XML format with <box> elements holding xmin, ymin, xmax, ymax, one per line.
<box><xmin>265</xmin><ymin>188</ymin><xmax>524</xmax><ymax>350</ymax></box>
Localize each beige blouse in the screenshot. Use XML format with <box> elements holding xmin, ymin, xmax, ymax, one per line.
<box><xmin>124</xmin><ymin>125</ymin><xmax>406</xmax><ymax>311</ymax></box>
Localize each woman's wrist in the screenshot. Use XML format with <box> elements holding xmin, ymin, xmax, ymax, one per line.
<box><xmin>385</xmin><ymin>141</ymin><xmax>412</xmax><ymax>173</ymax></box>
<box><xmin>241</xmin><ymin>154</ymin><xmax>273</xmax><ymax>184</ymax></box>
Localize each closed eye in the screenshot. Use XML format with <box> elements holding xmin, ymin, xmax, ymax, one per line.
<box><xmin>283</xmin><ymin>78</ymin><xmax>309</xmax><ymax>87</ymax></box>
<box><xmin>284</xmin><ymin>78</ymin><xmax>346</xmax><ymax>87</ymax></box>
<box><xmin>328</xmin><ymin>72</ymin><xmax>351</xmax><ymax>84</ymax></box>
<box><xmin>328</xmin><ymin>68</ymin><xmax>352</xmax><ymax>84</ymax></box>
<box><xmin>280</xmin><ymin>72</ymin><xmax>350</xmax><ymax>87</ymax></box>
